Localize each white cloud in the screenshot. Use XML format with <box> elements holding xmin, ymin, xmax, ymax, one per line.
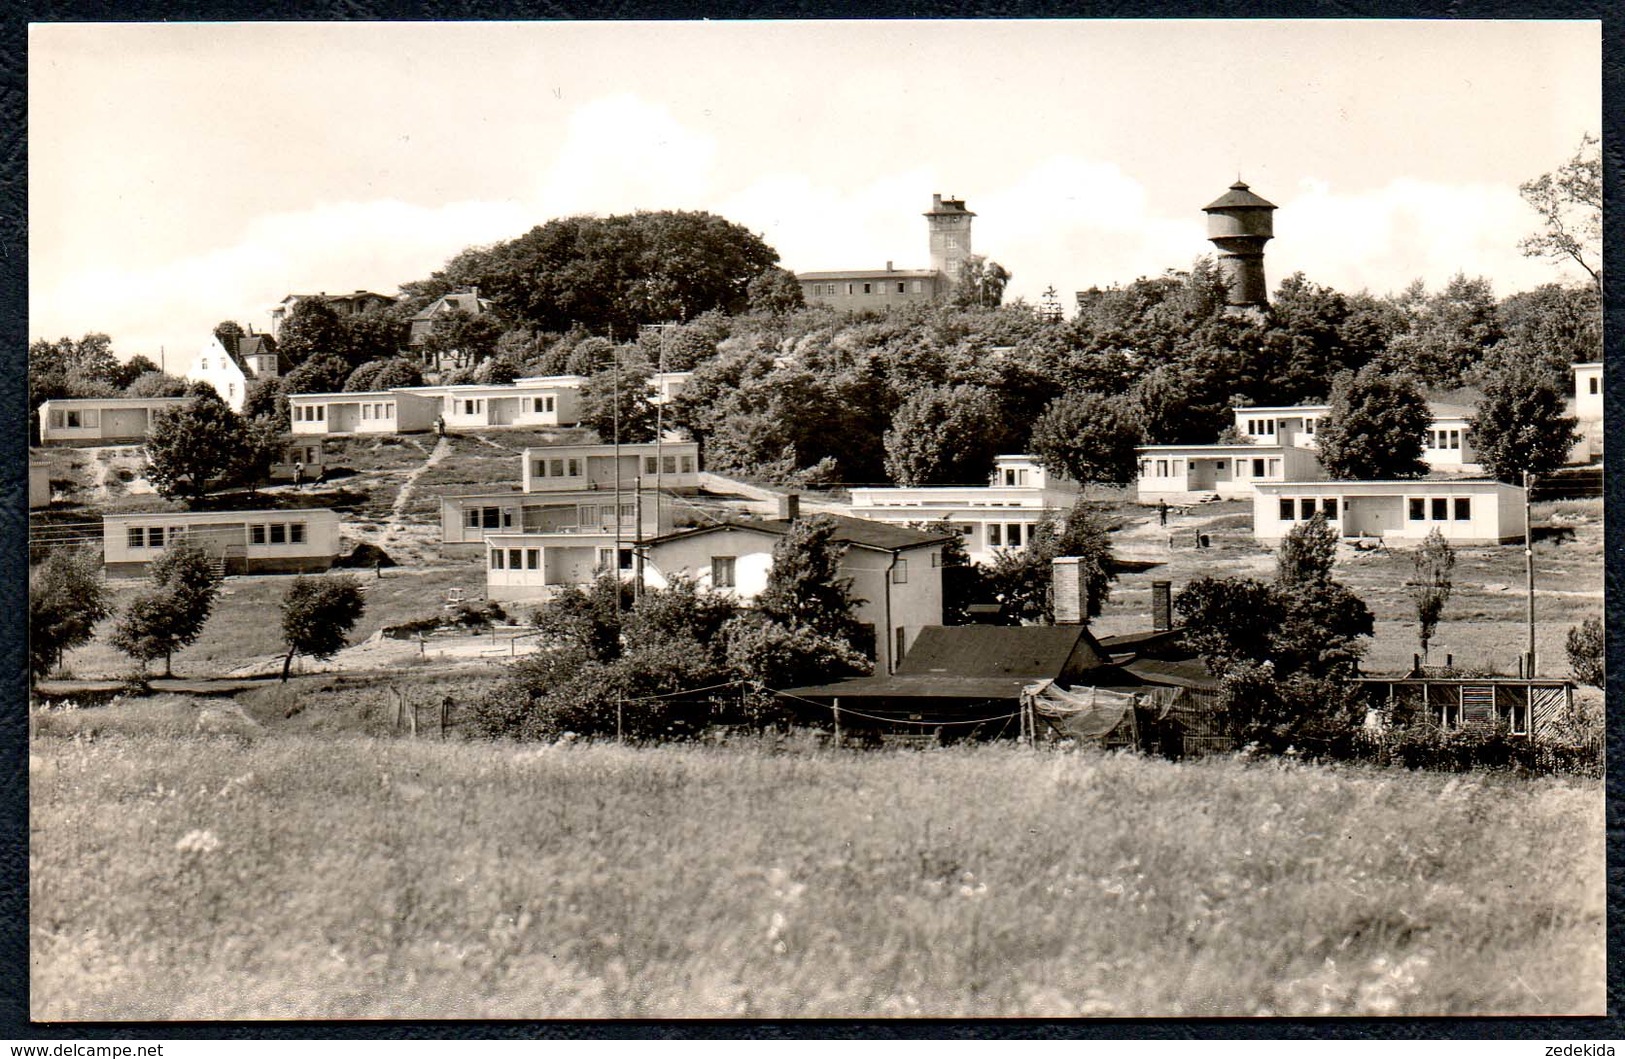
<box><xmin>536</xmin><ymin>94</ymin><xmax>718</xmax><ymax>216</ymax></box>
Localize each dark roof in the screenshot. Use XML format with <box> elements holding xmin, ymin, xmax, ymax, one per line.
<box><xmin>924</xmin><ymin>196</ymin><xmax>976</xmax><ymax>217</ymax></box>
<box><xmin>648</xmin><ymin>514</ymin><xmax>954</xmax><ymax>553</ymax></box>
<box><xmin>1120</xmin><ymin>657</ymin><xmax>1219</xmax><ymax>690</ymax></box>
<box><xmin>896</xmin><ymin>624</ymin><xmax>1108</xmax><ymax>680</ymax></box>
<box><xmin>1203</xmin><ymin>181</ymin><xmax>1277</xmax><ymax>212</ymax></box>
<box><xmin>412</xmin><ymin>291</ymin><xmax>495</xmax><ymax>321</ymax></box>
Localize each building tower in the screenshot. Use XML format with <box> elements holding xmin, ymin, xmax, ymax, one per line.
<box><xmin>926</xmin><ymin>194</ymin><xmax>976</xmax><ymax>284</ymax></box>
<box><xmin>1202</xmin><ymin>180</ymin><xmax>1276</xmax><ymax>308</ymax></box>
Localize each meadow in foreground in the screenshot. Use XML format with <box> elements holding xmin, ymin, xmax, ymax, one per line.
<box><xmin>31</xmin><ymin>725</ymin><xmax>1603</xmax><ymax>1019</ymax></box>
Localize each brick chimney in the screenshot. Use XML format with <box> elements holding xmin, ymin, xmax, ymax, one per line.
<box><xmin>1152</xmin><ymin>581</ymin><xmax>1172</xmax><ymax>631</ymax></box>
<box><xmin>785</xmin><ymin>493</ymin><xmax>801</xmax><ymax>522</ymax></box>
<box><xmin>1052</xmin><ymin>557</ymin><xmax>1083</xmax><ymax>625</ymax></box>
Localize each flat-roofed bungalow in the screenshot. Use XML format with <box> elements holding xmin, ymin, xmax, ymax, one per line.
<box><xmin>37</xmin><ymin>396</ymin><xmax>191</xmax><ymax>445</ymax></box>
<box><xmin>1136</xmin><ymin>443</ymin><xmax>1324</xmax><ymax>502</ymax></box>
<box><xmin>102</xmin><ymin>509</ymin><xmax>342</xmax><ymax>577</ymax></box>
<box><xmin>289</xmin><ymin>391</ymin><xmax>442</xmax><ymax>435</ymax></box>
<box><xmin>1253</xmin><ymin>479</ymin><xmax>1526</xmax><ymax>546</ymax></box>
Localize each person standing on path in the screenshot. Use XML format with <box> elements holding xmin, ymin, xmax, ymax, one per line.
<box><xmin>1158</xmin><ymin>499</ymin><xmax>1168</xmax><ymax>526</ymax></box>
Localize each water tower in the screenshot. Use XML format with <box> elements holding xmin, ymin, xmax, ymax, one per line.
<box><xmin>1203</xmin><ymin>180</ymin><xmax>1276</xmax><ymax>308</ymax></box>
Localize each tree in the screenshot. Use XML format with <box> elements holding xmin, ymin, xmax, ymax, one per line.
<box><xmin>108</xmin><ymin>544</ymin><xmax>221</xmax><ymax>677</ymax></box>
<box><xmin>143</xmin><ymin>391</ymin><xmax>252</xmax><ymax>501</ymax></box>
<box><xmin>952</xmin><ymin>255</ymin><xmax>1012</xmax><ymax>308</ymax></box>
<box><xmin>112</xmin><ymin>354</ymin><xmax>162</xmax><ymax>390</ymax></box>
<box><xmin>577</xmin><ymin>356</ymin><xmax>657</xmax><ymax>443</ymax></box>
<box><xmin>29</xmin><ymin>549</ymin><xmax>110</xmax><ymax>683</ymax></box>
<box><xmin>275</xmin><ymin>299</ymin><xmax>350</xmax><ymax>367</ymax></box>
<box><xmin>1029</xmin><ymin>391</ymin><xmax>1143</xmax><ymax>489</ymax></box>
<box><xmin>213</xmin><ymin>321</ymin><xmax>246</xmax><ymax>357</ymax></box>
<box><xmin>125</xmin><ymin>371</ymin><xmax>189</xmax><ymax>397</ymax></box>
<box><xmin>981</xmin><ymin>501</ymin><xmax>1117</xmax><ymax>624</ymax></box>
<box><xmin>1276</xmin><ymin>511</ymin><xmax>1337</xmax><ymax>586</ymax></box>
<box><xmin>1314</xmin><ymin>365</ymin><xmax>1430</xmax><ymax>480</ymax></box>
<box><xmin>344</xmin><ymin>306</ymin><xmax>407</xmax><ymax>365</ymax></box>
<box><xmin>241</xmin><ymin>376</ymin><xmax>290</xmax><ymax>424</ymax></box>
<box><xmin>422</xmin><ymin>309</ymin><xmax>503</xmax><ymax>369</ymax></box>
<box><xmin>1565</xmin><ymin>616</ymin><xmax>1604</xmax><ymax>688</ymax></box>
<box><xmin>282</xmin><ymin>353</ymin><xmax>353</xmax><ymax>397</ymax></box>
<box><xmin>1410</xmin><ymin>527</ymin><xmax>1455</xmax><ymax>665</ymax></box>
<box><xmin>472</xmin><ymin>356</ymin><xmax>521</xmax><ymax>385</ymax></box>
<box><xmin>755</xmin><ymin>515</ymin><xmax>866</xmax><ymax>645</ymax></box>
<box><xmin>1467</xmin><ymin>359</ymin><xmax>1581</xmax><ymax>483</ymax></box>
<box><xmin>343</xmin><ymin>360</ymin><xmax>385</xmax><ymax>392</ymax></box>
<box><xmin>1173</xmin><ymin>576</ymin><xmax>1284</xmax><ymax>674</ymax></box>
<box><xmin>1519</xmin><ymin>133</ymin><xmax>1601</xmax><ymax>290</ymax></box>
<box><xmin>372</xmin><ymin>358</ymin><xmax>424</xmax><ymax>390</ymax></box>
<box><xmin>1381</xmin><ymin>274</ymin><xmax>1504</xmax><ymax>389</ymax></box>
<box><xmin>882</xmin><ymin>384</ymin><xmax>1005</xmax><ymax>486</ymax></box>
<box><xmin>746</xmin><ymin>267</ymin><xmax>806</xmax><ymax>316</ymax></box>
<box><xmin>278</xmin><ymin>575</ymin><xmax>367</xmax><ymax>681</ymax></box>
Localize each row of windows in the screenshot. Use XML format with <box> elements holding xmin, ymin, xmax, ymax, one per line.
<box><xmin>1243</xmin><ymin>416</ymin><xmax>1317</xmax><ymax>437</ymax></box>
<box><xmin>644</xmin><ymin>455</ymin><xmax>696</xmax><ymax>475</ymax></box>
<box><xmin>491</xmin><ymin>548</ymin><xmax>540</xmax><ymax>570</ymax></box>
<box><xmin>359</xmin><ymin>402</ymin><xmax>396</xmax><ymax>421</ymax></box>
<box><xmin>465</xmin><ymin>502</ymin><xmax>637</xmax><ymax>531</ymax></box>
<box><xmin>531</xmin><ymin>455</ymin><xmax>697</xmax><ymax>479</ymax></box>
<box><xmin>1409</xmin><ymin>497</ymin><xmax>1473</xmax><ymax>521</ymax></box>
<box><xmin>1277</xmin><ymin>498</ymin><xmax>1341</xmax><ymax>522</ymax></box>
<box><xmin>1274</xmin><ymin>496</ymin><xmax>1475</xmax><ymax>522</ymax></box>
<box><xmin>534</xmin><ymin>396</ymin><xmax>556</xmax><ymax>414</ymax></box>
<box><xmin>809</xmin><ymin>280</ymin><xmax>928</xmax><ymax>297</ymax></box>
<box><xmin>988</xmin><ymin>523</ymin><xmax>1025</xmax><ymax>547</ymax></box>
<box><xmin>295</xmin><ymin>405</ymin><xmax>327</xmax><ymax>422</ymax></box>
<box><xmin>48</xmin><ymin>409</ymin><xmax>99</xmax><ymax>429</ymax></box>
<box><xmin>1140</xmin><ymin>457</ymin><xmax>1281</xmax><ymax>479</ymax></box>
<box><xmin>124</xmin><ymin>522</ymin><xmax>307</xmax><ymax>548</ymax></box>
<box><xmin>1426</xmin><ymin>428</ymin><xmax>1462</xmax><ymax>451</ymax></box>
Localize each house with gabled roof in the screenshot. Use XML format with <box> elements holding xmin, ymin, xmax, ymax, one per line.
<box><xmin>408</xmin><ymin>288</ymin><xmax>499</xmax><ymax>368</ymax></box>
<box><xmin>639</xmin><ymin>510</ymin><xmax>954</xmax><ymax>676</ymax></box>
<box><xmin>269</xmin><ymin>291</ymin><xmax>395</xmax><ymax>339</ymax></box>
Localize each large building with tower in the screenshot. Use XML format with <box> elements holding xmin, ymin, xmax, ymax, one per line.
<box><xmin>797</xmin><ymin>194</ymin><xmax>975</xmax><ymax>311</ymax></box>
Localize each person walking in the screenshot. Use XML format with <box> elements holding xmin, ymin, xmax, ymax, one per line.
<box><xmin>1158</xmin><ymin>499</ymin><xmax>1168</xmax><ymax>526</ymax></box>
<box><xmin>293</xmin><ymin>461</ymin><xmax>304</xmax><ymax>489</ymax></box>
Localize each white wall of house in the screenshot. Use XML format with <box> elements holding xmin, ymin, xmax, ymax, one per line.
<box><xmin>1136</xmin><ymin>444</ymin><xmax>1325</xmax><ymax>501</ymax></box>
<box><xmin>289</xmin><ymin>391</ymin><xmax>441</xmax><ymax>435</ymax></box>
<box><xmin>29</xmin><ymin>462</ymin><xmax>51</xmax><ymax>508</ymax></box>
<box><xmin>184</xmin><ymin>336</ymin><xmax>249</xmax><ymax>412</ymax></box>
<box><xmin>102</xmin><ymin>509</ymin><xmax>342</xmax><ymax>576</ymax></box>
<box><xmin>521</xmin><ymin>442</ymin><xmax>701</xmax><ymax>493</ymax></box>
<box><xmin>1574</xmin><ymin>362</ymin><xmax>1603</xmax><ymax>421</ymax></box>
<box><xmin>1421</xmin><ymin>415</ymin><xmax>1481</xmax><ymax>472</ymax></box>
<box><xmin>1252</xmin><ymin>481</ymin><xmax>1526</xmax><ymax>546</ymax></box>
<box><xmin>483</xmin><ymin>532</ymin><xmax>634</xmax><ymax>602</ymax></box>
<box><xmin>38</xmin><ymin>397</ymin><xmax>190</xmax><ymax>444</ymax></box>
<box><xmin>644</xmin><ymin>524</ymin><xmax>945</xmax><ymax>675</ymax></box>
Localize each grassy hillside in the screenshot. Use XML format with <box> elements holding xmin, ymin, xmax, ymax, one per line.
<box><xmin>30</xmin><ymin>730</ymin><xmax>1603</xmax><ymax>1019</ymax></box>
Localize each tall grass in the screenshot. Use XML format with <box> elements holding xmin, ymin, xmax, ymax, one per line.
<box><xmin>31</xmin><ymin>734</ymin><xmax>1602</xmax><ymax>1019</ymax></box>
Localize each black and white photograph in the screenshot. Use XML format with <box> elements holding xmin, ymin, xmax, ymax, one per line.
<box><xmin>25</xmin><ymin>19</ymin><xmax>1604</xmax><ymax>1020</ymax></box>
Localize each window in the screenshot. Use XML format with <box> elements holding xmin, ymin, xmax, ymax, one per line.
<box><xmin>200</xmin><ymin>358</ymin><xmax>208</xmax><ymax>370</ymax></box>
<box><xmin>1507</xmin><ymin>702</ymin><xmax>1530</xmax><ymax>736</ymax></box>
<box><xmin>895</xmin><ymin>626</ymin><xmax>908</xmax><ymax>665</ymax></box>
<box><xmin>663</xmin><ymin>456</ymin><xmax>677</xmax><ymax>475</ymax></box>
<box><xmin>509</xmin><ymin>549</ymin><xmax>522</xmax><ymax>570</ymax></box>
<box><xmin>1300</xmin><ymin>498</ymin><xmax>1316</xmax><ymax>521</ymax></box>
<box><xmin>1409</xmin><ymin>498</ymin><xmax>1426</xmax><ymax>521</ymax></box>
<box><xmin>712</xmin><ymin>555</ymin><xmax>737</xmax><ymax>588</ymax></box>
<box><xmin>567</xmin><ymin>459</ymin><xmax>581</xmax><ymax>477</ymax></box>
<box><xmin>466</xmin><ymin>508</ymin><xmax>480</xmax><ymax>529</ymax></box>
<box><xmin>1322</xmin><ymin>497</ymin><xmax>1338</xmax><ymax>520</ymax></box>
<box><xmin>1280</xmin><ymin>499</ymin><xmax>1295</xmax><ymax>521</ymax></box>
<box><xmin>270</xmin><ymin>523</ymin><xmax>286</xmax><ymax>544</ymax></box>
<box><xmin>168</xmin><ymin>527</ymin><xmax>185</xmax><ymax>545</ymax></box>
<box><xmin>128</xmin><ymin>526</ymin><xmax>144</xmax><ymax>548</ymax></box>
<box><xmin>618</xmin><ymin>548</ymin><xmax>633</xmax><ymax>571</ymax></box>
<box><xmin>482</xmin><ymin>507</ymin><xmax>500</xmax><ymax>529</ymax></box>
<box><xmin>251</xmin><ymin>524</ymin><xmax>266</xmax><ymax>545</ymax></box>
<box><xmin>491</xmin><ymin>549</ymin><xmax>505</xmax><ymax>569</ymax></box>
<box><xmin>1454</xmin><ymin>497</ymin><xmax>1471</xmax><ymax>521</ymax></box>
<box><xmin>549</xmin><ymin>459</ymin><xmax>565</xmax><ymax>477</ymax></box>
<box><xmin>1304</xmin><ymin>418</ymin><xmax>1316</xmax><ymax>435</ymax></box>
<box><xmin>846</xmin><ymin>283</ymin><xmax>854</xmax><ymax>296</ymax></box>
<box><xmin>66</xmin><ymin>411</ymin><xmax>82</xmax><ymax>429</ymax></box>
<box><xmin>897</xmin><ymin>282</ymin><xmax>906</xmax><ymax>294</ymax></box>
<box><xmin>143</xmin><ymin>527</ymin><xmax>162</xmax><ymax>548</ymax></box>
<box><xmin>862</xmin><ymin>282</ymin><xmax>873</xmax><ymax>294</ymax></box>
<box><xmin>385</xmin><ymin>403</ymin><xmax>395</xmax><ymax>419</ymax></box>
<box><xmin>912</xmin><ymin>280</ymin><xmax>923</xmax><ymax>294</ymax></box>
<box><xmin>526</xmin><ymin>549</ymin><xmax>539</xmax><ymax>570</ymax></box>
<box><xmin>361</xmin><ymin>404</ymin><xmax>372</xmax><ymax>420</ymax></box>
<box><xmin>50</xmin><ymin>409</ymin><xmax>64</xmax><ymax>428</ymax></box>
<box><xmin>1431</xmin><ymin>498</ymin><xmax>1448</xmax><ymax>521</ymax></box>
<box><xmin>1253</xmin><ymin>458</ymin><xmax>1267</xmax><ymax>478</ymax></box>
<box><xmin>1008</xmin><ymin>524</ymin><xmax>1023</xmax><ymax>547</ymax></box>
<box><xmin>464</xmin><ymin>400</ymin><xmax>475</xmax><ymax>415</ymax></box>
<box><xmin>290</xmin><ymin>522</ymin><xmax>306</xmax><ymax>544</ymax></box>
<box><xmin>1589</xmin><ymin>377</ymin><xmax>1600</xmax><ymax>395</ymax></box>
<box><xmin>892</xmin><ymin>559</ymin><xmax>908</xmax><ymax>584</ymax></box>
<box><xmin>681</xmin><ymin>455</ymin><xmax>694</xmax><ymax>473</ymax></box>
<box><xmin>989</xmin><ymin>524</ymin><xmax>1002</xmax><ymax>547</ymax></box>
<box><xmin>645</xmin><ymin>457</ymin><xmax>658</xmax><ymax>475</ymax></box>
<box><xmin>946</xmin><ymin>235</ymin><xmax>959</xmax><ymax>249</ymax></box>
<box><xmin>1154</xmin><ymin>460</ymin><xmax>1168</xmax><ymax>478</ymax></box>
<box><xmin>1437</xmin><ymin>701</ymin><xmax>1462</xmax><ymax>729</ymax></box>
<box><xmin>315</xmin><ymin>406</ymin><xmax>324</xmax><ymax>421</ymax></box>
<box><xmin>228</xmin><ymin>384</ymin><xmax>236</xmax><ymax>399</ymax></box>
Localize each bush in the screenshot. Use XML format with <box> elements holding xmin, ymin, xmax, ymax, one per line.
<box><xmin>1358</xmin><ymin>723</ymin><xmax>1601</xmax><ymax>776</ymax></box>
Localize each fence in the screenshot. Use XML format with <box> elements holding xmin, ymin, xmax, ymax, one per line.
<box><xmin>385</xmin><ymin>685</ymin><xmax>454</xmax><ymax>738</ymax></box>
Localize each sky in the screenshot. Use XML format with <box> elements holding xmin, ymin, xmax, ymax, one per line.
<box><xmin>29</xmin><ymin>20</ymin><xmax>1601</xmax><ymax>360</ymax></box>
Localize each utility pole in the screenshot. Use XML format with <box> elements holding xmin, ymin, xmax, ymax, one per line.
<box><xmin>613</xmin><ymin>347</ymin><xmax>622</xmax><ymax>592</ymax></box>
<box><xmin>633</xmin><ymin>474</ymin><xmax>644</xmax><ymax>600</ymax></box>
<box><xmin>1524</xmin><ymin>471</ymin><xmax>1536</xmax><ymax>676</ymax></box>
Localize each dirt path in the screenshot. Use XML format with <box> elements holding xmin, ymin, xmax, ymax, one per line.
<box><xmin>389</xmin><ymin>436</ymin><xmax>452</xmax><ymax>523</ymax></box>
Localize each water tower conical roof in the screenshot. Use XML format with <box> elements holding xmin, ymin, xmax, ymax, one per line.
<box><xmin>1203</xmin><ymin>180</ymin><xmax>1276</xmax><ymax>212</ymax></box>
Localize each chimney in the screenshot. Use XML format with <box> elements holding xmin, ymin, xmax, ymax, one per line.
<box><xmin>933</xmin><ymin>193</ymin><xmax>942</xmax><ymax>208</ymax></box>
<box><xmin>1052</xmin><ymin>557</ymin><xmax>1083</xmax><ymax>625</ymax></box>
<box><xmin>1152</xmin><ymin>581</ymin><xmax>1172</xmax><ymax>631</ymax></box>
<box><xmin>785</xmin><ymin>493</ymin><xmax>801</xmax><ymax>522</ymax></box>
<box><xmin>886</xmin><ymin>260</ymin><xmax>894</xmax><ymax>272</ymax></box>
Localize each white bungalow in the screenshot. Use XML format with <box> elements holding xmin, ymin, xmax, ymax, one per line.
<box><xmin>102</xmin><ymin>509</ymin><xmax>342</xmax><ymax>577</ymax></box>
<box><xmin>408</xmin><ymin>375</ymin><xmax>586</xmax><ymax>430</ymax></box>
<box><xmin>846</xmin><ymin>455</ymin><xmax>1080</xmax><ymax>565</ymax></box>
<box><xmin>520</xmin><ymin>441</ymin><xmax>702</xmax><ymax>494</ymax></box>
<box><xmin>1235</xmin><ymin>405</ymin><xmax>1328</xmax><ymax>448</ymax></box>
<box><xmin>648</xmin><ymin>371</ymin><xmax>693</xmax><ymax>406</ymax></box>
<box><xmin>1136</xmin><ymin>443</ymin><xmax>1325</xmax><ymax>502</ymax></box>
<box><xmin>1234</xmin><ymin>401</ymin><xmax>1482</xmax><ymax>473</ymax></box>
<box><xmin>1571</xmin><ymin>362</ymin><xmax>1603</xmax><ymax>462</ymax></box>
<box><xmin>1418</xmin><ymin>402</ymin><xmax>1482</xmax><ymax>473</ymax></box>
<box><xmin>289</xmin><ymin>390</ymin><xmax>442</xmax><ymax>435</ymax></box>
<box><xmin>1252</xmin><ymin>480</ymin><xmax>1526</xmax><ymax>547</ymax></box>
<box><xmin>37</xmin><ymin>396</ymin><xmax>190</xmax><ymax>445</ymax></box>
<box><xmin>442</xmin><ymin>488</ymin><xmax>675</xmax><ymax>552</ymax></box>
